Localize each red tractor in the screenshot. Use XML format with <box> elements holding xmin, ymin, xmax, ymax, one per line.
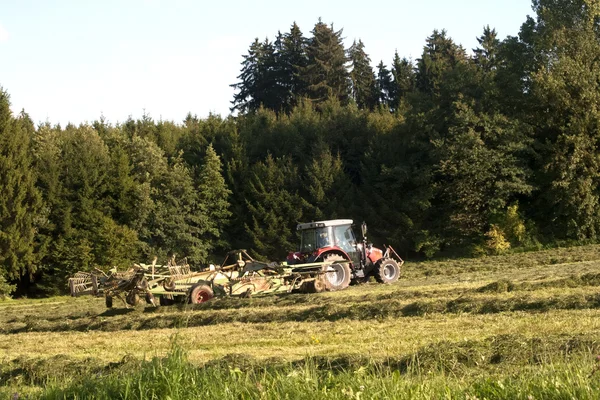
<box><xmin>287</xmin><ymin>219</ymin><xmax>403</xmax><ymax>291</ymax></box>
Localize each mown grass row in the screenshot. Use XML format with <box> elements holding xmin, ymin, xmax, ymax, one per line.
<box><xmin>3</xmin><ymin>286</ymin><xmax>600</xmax><ymax>335</ymax></box>
<box><xmin>3</xmin><ymin>335</ymin><xmax>600</xmax><ymax>400</ymax></box>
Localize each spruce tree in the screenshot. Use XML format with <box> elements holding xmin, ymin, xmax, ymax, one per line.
<box><xmin>348</xmin><ymin>39</ymin><xmax>378</xmax><ymax>109</ymax></box>
<box><xmin>280</xmin><ymin>22</ymin><xmax>309</xmax><ymax>111</ymax></box>
<box><xmin>416</xmin><ymin>30</ymin><xmax>467</xmax><ymax>95</ymax></box>
<box><xmin>244</xmin><ymin>155</ymin><xmax>307</xmax><ymax>259</ymax></box>
<box><xmin>231</xmin><ymin>38</ymin><xmax>285</xmax><ymax>113</ymax></box>
<box><xmin>390</xmin><ymin>52</ymin><xmax>415</xmax><ymax>111</ymax></box>
<box><xmin>197</xmin><ymin>144</ymin><xmax>232</xmax><ymax>252</ymax></box>
<box><xmin>376</xmin><ymin>61</ymin><xmax>393</xmax><ymax>107</ymax></box>
<box><xmin>302</xmin><ymin>20</ymin><xmax>350</xmax><ymax>105</ymax></box>
<box><xmin>473</xmin><ymin>25</ymin><xmax>500</xmax><ymax>72</ymax></box>
<box><xmin>231</xmin><ymin>39</ymin><xmax>263</xmax><ymax>113</ymax></box>
<box><xmin>0</xmin><ymin>89</ymin><xmax>42</xmax><ymax>282</ymax></box>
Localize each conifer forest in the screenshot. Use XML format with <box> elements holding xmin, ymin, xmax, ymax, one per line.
<box><xmin>1</xmin><ymin>0</ymin><xmax>599</xmax><ymax>297</ymax></box>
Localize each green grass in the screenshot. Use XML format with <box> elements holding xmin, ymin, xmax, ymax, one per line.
<box><xmin>4</xmin><ymin>340</ymin><xmax>599</xmax><ymax>400</ymax></box>
<box><xmin>4</xmin><ymin>243</ymin><xmax>600</xmax><ymax>398</ymax></box>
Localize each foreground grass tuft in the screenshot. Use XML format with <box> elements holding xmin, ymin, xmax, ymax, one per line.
<box><xmin>17</xmin><ymin>341</ymin><xmax>600</xmax><ymax>400</ymax></box>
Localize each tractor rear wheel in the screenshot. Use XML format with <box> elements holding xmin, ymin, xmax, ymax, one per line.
<box><xmin>374</xmin><ymin>259</ymin><xmax>400</xmax><ymax>284</ymax></box>
<box><xmin>189</xmin><ymin>284</ymin><xmax>214</xmax><ymax>304</ymax></box>
<box><xmin>323</xmin><ymin>254</ymin><xmax>351</xmax><ymax>291</ymax></box>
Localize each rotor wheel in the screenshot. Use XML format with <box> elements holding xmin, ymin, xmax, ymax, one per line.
<box><xmin>163</xmin><ymin>278</ymin><xmax>176</xmax><ymax>291</ymax></box>
<box><xmin>126</xmin><ymin>292</ymin><xmax>140</xmax><ymax>306</ymax></box>
<box><xmin>145</xmin><ymin>292</ymin><xmax>156</xmax><ymax>306</ymax></box>
<box><xmin>322</xmin><ymin>254</ymin><xmax>351</xmax><ymax>291</ymax></box>
<box><xmin>189</xmin><ymin>284</ymin><xmax>214</xmax><ymax>304</ymax></box>
<box><xmin>374</xmin><ymin>259</ymin><xmax>401</xmax><ymax>284</ymax></box>
<box><xmin>301</xmin><ymin>277</ymin><xmax>327</xmax><ymax>293</ymax></box>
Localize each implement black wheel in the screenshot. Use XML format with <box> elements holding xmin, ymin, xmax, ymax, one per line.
<box><xmin>374</xmin><ymin>259</ymin><xmax>400</xmax><ymax>284</ymax></box>
<box><xmin>159</xmin><ymin>295</ymin><xmax>175</xmax><ymax>306</ymax></box>
<box><xmin>105</xmin><ymin>295</ymin><xmax>113</xmax><ymax>308</ymax></box>
<box><xmin>323</xmin><ymin>254</ymin><xmax>351</xmax><ymax>291</ymax></box>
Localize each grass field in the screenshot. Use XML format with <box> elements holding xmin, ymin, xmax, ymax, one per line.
<box><xmin>3</xmin><ymin>244</ymin><xmax>600</xmax><ymax>398</ymax></box>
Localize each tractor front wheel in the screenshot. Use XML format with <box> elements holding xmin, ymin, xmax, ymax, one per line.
<box><xmin>189</xmin><ymin>284</ymin><xmax>214</xmax><ymax>304</ymax></box>
<box><xmin>374</xmin><ymin>259</ymin><xmax>400</xmax><ymax>284</ymax></box>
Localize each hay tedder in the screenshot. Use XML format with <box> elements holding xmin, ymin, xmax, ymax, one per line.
<box><xmin>69</xmin><ymin>249</ymin><xmax>353</xmax><ymax>308</ymax></box>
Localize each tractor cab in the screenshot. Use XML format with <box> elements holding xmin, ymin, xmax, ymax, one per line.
<box><xmin>293</xmin><ymin>219</ymin><xmax>361</xmax><ymax>266</ymax></box>
<box><xmin>288</xmin><ymin>218</ymin><xmax>404</xmax><ymax>288</ymax></box>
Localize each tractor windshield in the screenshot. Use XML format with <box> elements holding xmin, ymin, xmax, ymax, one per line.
<box><xmin>300</xmin><ymin>227</ymin><xmax>333</xmax><ymax>253</ymax></box>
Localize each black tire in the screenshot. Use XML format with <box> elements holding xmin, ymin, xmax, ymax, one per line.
<box><xmin>159</xmin><ymin>295</ymin><xmax>175</xmax><ymax>306</ymax></box>
<box><xmin>189</xmin><ymin>284</ymin><xmax>214</xmax><ymax>304</ymax></box>
<box><xmin>322</xmin><ymin>254</ymin><xmax>351</xmax><ymax>291</ymax></box>
<box><xmin>374</xmin><ymin>259</ymin><xmax>400</xmax><ymax>284</ymax></box>
<box><xmin>105</xmin><ymin>295</ymin><xmax>113</xmax><ymax>308</ymax></box>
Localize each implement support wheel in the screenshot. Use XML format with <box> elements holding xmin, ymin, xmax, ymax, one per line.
<box><xmin>189</xmin><ymin>284</ymin><xmax>214</xmax><ymax>304</ymax></box>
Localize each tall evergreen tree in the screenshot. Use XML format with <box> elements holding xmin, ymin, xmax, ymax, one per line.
<box><xmin>244</xmin><ymin>155</ymin><xmax>307</xmax><ymax>259</ymax></box>
<box><xmin>231</xmin><ymin>39</ymin><xmax>284</xmax><ymax>113</ymax></box>
<box><xmin>474</xmin><ymin>25</ymin><xmax>500</xmax><ymax>72</ymax></box>
<box><xmin>0</xmin><ymin>89</ymin><xmax>42</xmax><ymax>282</ymax></box>
<box><xmin>348</xmin><ymin>39</ymin><xmax>378</xmax><ymax>109</ymax></box>
<box><xmin>376</xmin><ymin>61</ymin><xmax>393</xmax><ymax>107</ymax></box>
<box><xmin>301</xmin><ymin>20</ymin><xmax>350</xmax><ymax>105</ymax></box>
<box><xmin>197</xmin><ymin>144</ymin><xmax>232</xmax><ymax>252</ymax></box>
<box><xmin>390</xmin><ymin>52</ymin><xmax>415</xmax><ymax>111</ymax></box>
<box><xmin>416</xmin><ymin>30</ymin><xmax>467</xmax><ymax>96</ymax></box>
<box><xmin>279</xmin><ymin>22</ymin><xmax>309</xmax><ymax>111</ymax></box>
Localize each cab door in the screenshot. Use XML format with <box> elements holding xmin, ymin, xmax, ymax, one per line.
<box><xmin>333</xmin><ymin>224</ymin><xmax>361</xmax><ymax>268</ymax></box>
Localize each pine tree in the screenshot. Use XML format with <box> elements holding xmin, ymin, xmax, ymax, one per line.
<box><xmin>348</xmin><ymin>39</ymin><xmax>378</xmax><ymax>109</ymax></box>
<box><xmin>301</xmin><ymin>20</ymin><xmax>351</xmax><ymax>105</ymax></box>
<box><xmin>0</xmin><ymin>89</ymin><xmax>42</xmax><ymax>282</ymax></box>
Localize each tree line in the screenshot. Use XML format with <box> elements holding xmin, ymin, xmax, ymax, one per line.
<box><xmin>1</xmin><ymin>0</ymin><xmax>599</xmax><ymax>297</ymax></box>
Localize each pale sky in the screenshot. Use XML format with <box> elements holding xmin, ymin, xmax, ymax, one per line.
<box><xmin>0</xmin><ymin>0</ymin><xmax>534</xmax><ymax>126</ymax></box>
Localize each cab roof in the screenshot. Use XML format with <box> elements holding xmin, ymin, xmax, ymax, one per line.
<box><xmin>297</xmin><ymin>219</ymin><xmax>353</xmax><ymax>230</ymax></box>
